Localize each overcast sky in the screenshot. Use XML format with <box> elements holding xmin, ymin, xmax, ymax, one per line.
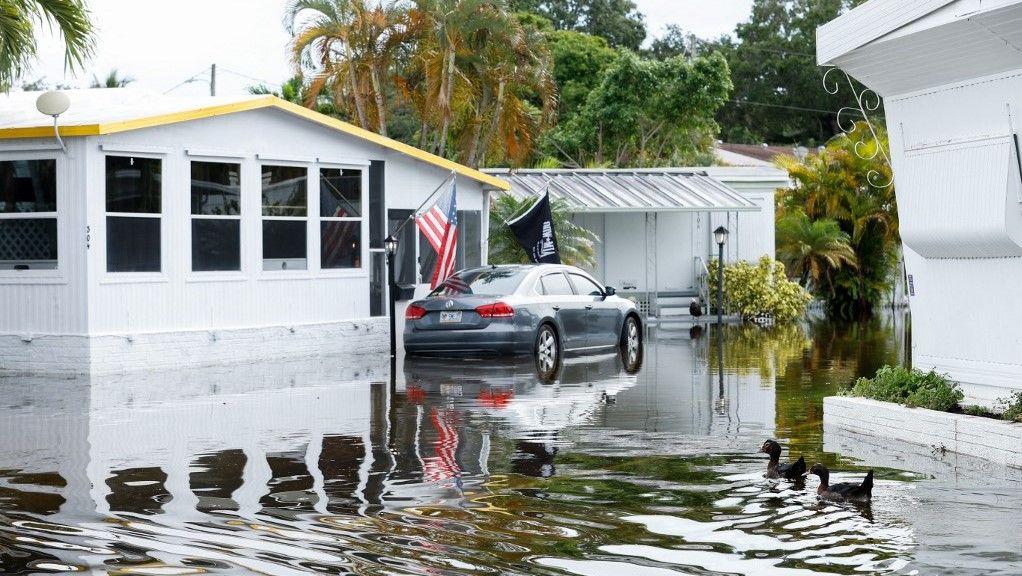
<box><xmin>31</xmin><ymin>0</ymin><xmax>754</xmax><ymax>97</ymax></box>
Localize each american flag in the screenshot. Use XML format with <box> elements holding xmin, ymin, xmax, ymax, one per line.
<box><xmin>416</xmin><ymin>182</ymin><xmax>458</xmax><ymax>289</ymax></box>
<box><xmin>422</xmin><ymin>407</ymin><xmax>462</xmax><ymax>484</ymax></box>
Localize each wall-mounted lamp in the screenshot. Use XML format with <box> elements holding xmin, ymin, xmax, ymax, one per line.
<box><xmin>35</xmin><ymin>90</ymin><xmax>70</xmax><ymax>154</ymax></box>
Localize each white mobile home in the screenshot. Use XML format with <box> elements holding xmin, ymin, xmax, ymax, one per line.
<box><xmin>819</xmin><ymin>0</ymin><xmax>1022</xmax><ymax>403</ymax></box>
<box><xmin>0</xmin><ymin>89</ymin><xmax>508</xmax><ymax>374</ymax></box>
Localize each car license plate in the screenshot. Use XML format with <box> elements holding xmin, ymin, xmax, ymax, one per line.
<box><xmin>439</xmin><ymin>311</ymin><xmax>462</xmax><ymax>323</ymax></box>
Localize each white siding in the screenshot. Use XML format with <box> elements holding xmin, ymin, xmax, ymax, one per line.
<box><xmin>0</xmin><ymin>138</ymin><xmax>89</xmax><ymax>335</ymax></box>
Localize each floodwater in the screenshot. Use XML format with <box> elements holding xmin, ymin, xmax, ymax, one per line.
<box><xmin>2</xmin><ymin>313</ymin><xmax>1021</xmax><ymax>575</ymax></box>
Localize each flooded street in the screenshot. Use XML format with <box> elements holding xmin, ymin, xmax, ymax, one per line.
<box><xmin>2</xmin><ymin>314</ymin><xmax>1021</xmax><ymax>575</ymax></box>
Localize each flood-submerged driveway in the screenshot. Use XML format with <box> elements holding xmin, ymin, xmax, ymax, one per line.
<box><xmin>1</xmin><ymin>314</ymin><xmax>1020</xmax><ymax>575</ymax></box>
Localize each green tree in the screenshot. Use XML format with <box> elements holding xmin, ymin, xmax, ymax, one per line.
<box><xmin>775</xmin><ymin>210</ymin><xmax>857</xmax><ymax>293</ymax></box>
<box><xmin>646</xmin><ymin>24</ymin><xmax>694</xmax><ymax>60</ymax></box>
<box><xmin>546</xmin><ymin>30</ymin><xmax>616</xmax><ymax>119</ymax></box>
<box><xmin>89</xmin><ymin>68</ymin><xmax>134</xmax><ymax>88</ymax></box>
<box><xmin>549</xmin><ymin>49</ymin><xmax>731</xmax><ymax>167</ymax></box>
<box><xmin>776</xmin><ymin>121</ymin><xmax>898</xmax><ymax>318</ymax></box>
<box><xmin>705</xmin><ymin>0</ymin><xmax>866</xmax><ymax>144</ymax></box>
<box><xmin>0</xmin><ymin>0</ymin><xmax>95</xmax><ymax>89</ymax></box>
<box><xmin>488</xmin><ymin>194</ymin><xmax>598</xmax><ymax>268</ymax></box>
<box><xmin>508</xmin><ymin>0</ymin><xmax>645</xmax><ymax>49</ymax></box>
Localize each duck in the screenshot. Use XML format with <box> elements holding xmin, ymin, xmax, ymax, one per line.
<box><xmin>689</xmin><ymin>298</ymin><xmax>703</xmax><ymax>318</ymax></box>
<box><xmin>803</xmin><ymin>463</ymin><xmax>873</xmax><ymax>502</ymax></box>
<box><xmin>759</xmin><ymin>439</ymin><xmax>807</xmax><ymax>480</ymax></box>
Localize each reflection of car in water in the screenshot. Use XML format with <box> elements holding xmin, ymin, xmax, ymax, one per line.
<box><xmin>403</xmin><ymin>264</ymin><xmax>643</xmax><ymax>380</ymax></box>
<box><xmin>403</xmin><ymin>346</ymin><xmax>640</xmax><ymax>437</ymax></box>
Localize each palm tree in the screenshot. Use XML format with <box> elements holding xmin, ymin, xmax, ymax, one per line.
<box><xmin>0</xmin><ymin>0</ymin><xmax>95</xmax><ymax>89</ymax></box>
<box><xmin>488</xmin><ymin>194</ymin><xmax>598</xmax><ymax>269</ymax></box>
<box><xmin>89</xmin><ymin>69</ymin><xmax>134</xmax><ymax>88</ymax></box>
<box><xmin>776</xmin><ymin>210</ymin><xmax>857</xmax><ymax>295</ymax></box>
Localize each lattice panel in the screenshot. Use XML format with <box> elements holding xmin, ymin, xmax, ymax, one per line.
<box><xmin>0</xmin><ymin>219</ymin><xmax>57</xmax><ymax>260</ymax></box>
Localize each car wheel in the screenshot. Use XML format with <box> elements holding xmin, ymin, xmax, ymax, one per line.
<box><xmin>535</xmin><ymin>324</ymin><xmax>560</xmax><ymax>381</ymax></box>
<box><xmin>620</xmin><ymin>315</ymin><xmax>643</xmax><ymax>373</ymax></box>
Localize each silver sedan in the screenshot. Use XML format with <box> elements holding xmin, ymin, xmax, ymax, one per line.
<box><xmin>403</xmin><ymin>264</ymin><xmax>643</xmax><ymax>378</ymax></box>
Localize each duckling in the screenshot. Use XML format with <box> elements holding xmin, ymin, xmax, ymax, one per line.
<box><xmin>759</xmin><ymin>439</ymin><xmax>807</xmax><ymax>480</ymax></box>
<box><xmin>803</xmin><ymin>463</ymin><xmax>873</xmax><ymax>502</ymax></box>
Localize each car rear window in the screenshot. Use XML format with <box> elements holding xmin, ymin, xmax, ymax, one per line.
<box><xmin>429</xmin><ymin>268</ymin><xmax>529</xmax><ymax>297</ymax></box>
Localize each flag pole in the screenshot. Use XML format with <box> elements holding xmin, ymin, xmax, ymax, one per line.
<box><xmin>505</xmin><ymin>181</ymin><xmax>551</xmax><ymax>226</ymax></box>
<box><xmin>389</xmin><ymin>170</ymin><xmax>457</xmax><ymax>239</ymax></box>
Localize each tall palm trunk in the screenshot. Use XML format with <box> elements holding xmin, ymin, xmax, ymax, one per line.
<box><xmin>344</xmin><ymin>44</ymin><xmax>369</xmax><ymax>129</ymax></box>
<box><xmin>438</xmin><ymin>46</ymin><xmax>456</xmax><ymax>157</ymax></box>
<box><xmin>477</xmin><ymin>79</ymin><xmax>506</xmax><ymax>168</ymax></box>
<box><xmin>465</xmin><ymin>76</ymin><xmax>493</xmax><ymax>168</ymax></box>
<box><xmin>369</xmin><ymin>64</ymin><xmax>388</xmax><ymax>137</ymax></box>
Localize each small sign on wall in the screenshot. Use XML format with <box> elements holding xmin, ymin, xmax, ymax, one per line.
<box><xmin>908</xmin><ymin>274</ymin><xmax>915</xmax><ymax>297</ymax></box>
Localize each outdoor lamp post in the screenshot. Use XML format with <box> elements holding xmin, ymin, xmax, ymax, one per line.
<box><xmin>714</xmin><ymin>226</ymin><xmax>729</xmax><ymax>326</ymax></box>
<box><xmin>385</xmin><ymin>235</ymin><xmax>399</xmax><ymax>358</ymax></box>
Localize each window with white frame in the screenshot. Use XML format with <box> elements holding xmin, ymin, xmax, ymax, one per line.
<box><xmin>106</xmin><ymin>155</ymin><xmax>161</xmax><ymax>273</ymax></box>
<box><xmin>319</xmin><ymin>167</ymin><xmax>362</xmax><ymax>269</ymax></box>
<box><xmin>191</xmin><ymin>161</ymin><xmax>241</xmax><ymax>272</ymax></box>
<box><xmin>261</xmin><ymin>164</ymin><xmax>307</xmax><ymax>271</ymax></box>
<box><xmin>0</xmin><ymin>159</ymin><xmax>57</xmax><ymax>271</ymax></box>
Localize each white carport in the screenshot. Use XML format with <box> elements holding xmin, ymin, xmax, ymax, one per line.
<box><xmin>485</xmin><ymin>168</ymin><xmax>778</xmax><ymax>319</ymax></box>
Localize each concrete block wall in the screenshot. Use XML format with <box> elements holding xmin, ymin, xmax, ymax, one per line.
<box><xmin>824</xmin><ymin>396</ymin><xmax>1022</xmax><ymax>467</ymax></box>
<box><xmin>0</xmin><ymin>318</ymin><xmax>389</xmax><ymax>375</ymax></box>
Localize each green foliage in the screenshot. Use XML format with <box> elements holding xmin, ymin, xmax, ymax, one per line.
<box><xmin>488</xmin><ymin>194</ymin><xmax>598</xmax><ymax>268</ymax></box>
<box><xmin>776</xmin><ymin>210</ymin><xmax>857</xmax><ymax>289</ymax></box>
<box><xmin>508</xmin><ymin>0</ymin><xmax>646</xmax><ymax>50</ymax></box>
<box><xmin>845</xmin><ymin>365</ymin><xmax>964</xmax><ymax>412</ymax></box>
<box><xmin>1001</xmin><ymin>391</ymin><xmax>1022</xmax><ymax>422</ymax></box>
<box><xmin>89</xmin><ymin>69</ymin><xmax>134</xmax><ymax>88</ymax></box>
<box><xmin>704</xmin><ymin>0</ymin><xmax>866</xmax><ymax>144</ymax></box>
<box><xmin>548</xmin><ymin>49</ymin><xmax>732</xmax><ymax>167</ymax></box>
<box><xmin>776</xmin><ymin>121</ymin><xmax>898</xmax><ymax>319</ymax></box>
<box><xmin>707</xmin><ymin>256</ymin><xmax>812</xmax><ymax>324</ymax></box>
<box><xmin>0</xmin><ymin>0</ymin><xmax>95</xmax><ymax>89</ymax></box>
<box><xmin>709</xmin><ymin>323</ymin><xmax>811</xmax><ymax>381</ymax></box>
<box><xmin>546</xmin><ymin>30</ymin><xmax>617</xmax><ymax>119</ymax></box>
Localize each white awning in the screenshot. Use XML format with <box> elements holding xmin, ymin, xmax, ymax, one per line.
<box><xmin>483</xmin><ymin>169</ymin><xmax>760</xmax><ymax>213</ymax></box>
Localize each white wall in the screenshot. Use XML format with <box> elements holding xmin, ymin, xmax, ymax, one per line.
<box><xmin>885</xmin><ymin>69</ymin><xmax>1022</xmax><ymax>402</ymax></box>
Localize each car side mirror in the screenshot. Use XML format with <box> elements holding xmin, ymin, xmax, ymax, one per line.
<box><xmin>604</xmin><ymin>286</ymin><xmax>616</xmax><ymax>297</ymax></box>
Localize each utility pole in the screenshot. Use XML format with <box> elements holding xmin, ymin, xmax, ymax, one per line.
<box><xmin>210</xmin><ymin>64</ymin><xmax>216</xmax><ymax>97</ymax></box>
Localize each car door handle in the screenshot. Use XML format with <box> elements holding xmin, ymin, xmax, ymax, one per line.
<box><xmin>585</xmin><ymin>305</ymin><xmax>593</xmax><ymax>310</ymax></box>
<box><xmin>552</xmin><ymin>305</ymin><xmax>560</xmax><ymax>311</ymax></box>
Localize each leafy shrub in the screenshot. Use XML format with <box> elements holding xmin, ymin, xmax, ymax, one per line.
<box><xmin>1001</xmin><ymin>391</ymin><xmax>1022</xmax><ymax>423</ymax></box>
<box><xmin>707</xmin><ymin>256</ymin><xmax>812</xmax><ymax>323</ymax></box>
<box><xmin>845</xmin><ymin>365</ymin><xmax>963</xmax><ymax>412</ymax></box>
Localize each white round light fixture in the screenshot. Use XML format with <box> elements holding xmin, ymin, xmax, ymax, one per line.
<box><xmin>36</xmin><ymin>90</ymin><xmax>71</xmax><ymax>117</ymax></box>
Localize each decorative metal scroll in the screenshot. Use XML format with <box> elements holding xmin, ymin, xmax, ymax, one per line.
<box><xmin>823</xmin><ymin>67</ymin><xmax>893</xmax><ymax>188</ymax></box>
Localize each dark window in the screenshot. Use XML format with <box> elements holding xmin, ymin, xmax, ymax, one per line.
<box><xmin>107</xmin><ymin>216</ymin><xmax>160</xmax><ymax>272</ymax></box>
<box><xmin>541</xmin><ymin>272</ymin><xmax>574</xmax><ymax>296</ymax></box>
<box><xmin>0</xmin><ymin>159</ymin><xmax>57</xmax><ymax>271</ymax></box>
<box><xmin>106</xmin><ymin>156</ymin><xmax>161</xmax><ymax>214</ymax></box>
<box><xmin>369</xmin><ymin>161</ymin><xmax>384</xmax><ymax>249</ymax></box>
<box><xmin>388</xmin><ymin>209</ymin><xmax>415</xmax><ymax>285</ymax></box>
<box><xmin>191</xmin><ymin>161</ymin><xmax>240</xmax><ymax>216</ymax></box>
<box><xmin>261</xmin><ymin>165</ymin><xmax>307</xmax><ymax>217</ymax></box>
<box><xmin>192</xmin><ymin>220</ymin><xmax>240</xmax><ymax>272</ymax></box>
<box><xmin>262</xmin><ymin>220</ymin><xmax>307</xmax><ymax>270</ymax></box>
<box><xmin>459</xmin><ymin>210</ymin><xmax>481</xmax><ymax>269</ymax></box>
<box><xmin>262</xmin><ymin>165</ymin><xmax>307</xmax><ymax>270</ymax></box>
<box><xmin>569</xmin><ymin>273</ymin><xmax>604</xmax><ymax>297</ymax></box>
<box><xmin>191</xmin><ymin>161</ymin><xmax>241</xmax><ymax>272</ymax></box>
<box><xmin>321</xmin><ymin>221</ymin><xmax>361</xmax><ymax>269</ymax></box>
<box><xmin>320</xmin><ymin>168</ymin><xmax>361</xmax><ymax>217</ymax></box>
<box><xmin>428</xmin><ymin>267</ymin><xmax>529</xmax><ymax>297</ymax></box>
<box><xmin>106</xmin><ymin>156</ymin><xmax>161</xmax><ymax>272</ymax></box>
<box><xmin>0</xmin><ymin>159</ymin><xmax>56</xmax><ymax>213</ymax></box>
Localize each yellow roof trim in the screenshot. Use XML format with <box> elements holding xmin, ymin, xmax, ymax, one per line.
<box><xmin>0</xmin><ymin>95</ymin><xmax>510</xmax><ymax>190</ymax></box>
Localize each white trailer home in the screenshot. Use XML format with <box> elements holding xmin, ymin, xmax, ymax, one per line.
<box><xmin>819</xmin><ymin>0</ymin><xmax>1022</xmax><ymax>403</ymax></box>
<box><xmin>0</xmin><ymin>89</ymin><xmax>508</xmax><ymax>374</ymax></box>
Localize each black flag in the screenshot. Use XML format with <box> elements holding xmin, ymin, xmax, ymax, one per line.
<box><xmin>508</xmin><ymin>192</ymin><xmax>561</xmax><ymax>264</ymax></box>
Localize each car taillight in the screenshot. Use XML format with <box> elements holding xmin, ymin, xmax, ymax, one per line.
<box><xmin>476</xmin><ymin>302</ymin><xmax>514</xmax><ymax>318</ymax></box>
<box><xmin>405</xmin><ymin>304</ymin><xmax>427</xmax><ymax>320</ymax></box>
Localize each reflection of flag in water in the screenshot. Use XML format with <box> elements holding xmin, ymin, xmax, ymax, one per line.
<box><xmin>416</xmin><ymin>182</ymin><xmax>457</xmax><ymax>288</ymax></box>
<box><xmin>477</xmin><ymin>389</ymin><xmax>514</xmax><ymax>408</ymax></box>
<box><xmin>323</xmin><ymin>206</ymin><xmax>359</xmax><ymax>268</ymax></box>
<box><xmin>422</xmin><ymin>407</ymin><xmax>461</xmax><ymax>483</ymax></box>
